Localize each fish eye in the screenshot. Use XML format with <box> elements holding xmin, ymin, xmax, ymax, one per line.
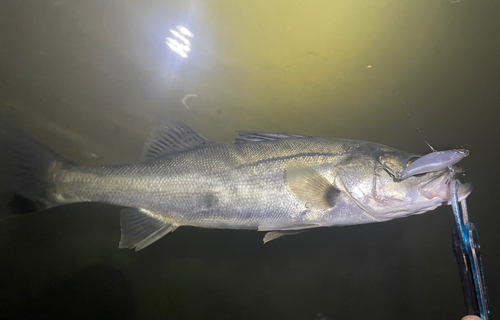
<box><xmin>405</xmin><ymin>155</ymin><xmax>421</xmax><ymax>167</ymax></box>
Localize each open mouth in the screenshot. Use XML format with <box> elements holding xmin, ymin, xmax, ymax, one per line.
<box><xmin>418</xmin><ymin>166</ymin><xmax>472</xmax><ymax>202</ymax></box>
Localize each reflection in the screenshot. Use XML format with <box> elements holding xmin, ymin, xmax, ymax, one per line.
<box><xmin>170</xmin><ymin>29</ymin><xmax>191</xmax><ymax>46</ymax></box>
<box><xmin>182</xmin><ymin>94</ymin><xmax>197</xmax><ymax>109</ymax></box>
<box><xmin>177</xmin><ymin>26</ymin><xmax>194</xmax><ymax>38</ymax></box>
<box><xmin>166</xmin><ymin>25</ymin><xmax>194</xmax><ymax>58</ymax></box>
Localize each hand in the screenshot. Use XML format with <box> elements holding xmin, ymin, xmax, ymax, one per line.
<box><xmin>461</xmin><ymin>316</ymin><xmax>481</xmax><ymax>320</ymax></box>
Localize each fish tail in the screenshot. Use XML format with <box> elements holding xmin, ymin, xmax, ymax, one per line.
<box><xmin>0</xmin><ymin>123</ymin><xmax>67</xmax><ymax>218</ymax></box>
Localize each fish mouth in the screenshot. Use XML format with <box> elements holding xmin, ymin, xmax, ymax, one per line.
<box><xmin>450</xmin><ymin>180</ymin><xmax>473</xmax><ymax>203</ymax></box>
<box><xmin>418</xmin><ymin>166</ymin><xmax>473</xmax><ymax>203</ymax></box>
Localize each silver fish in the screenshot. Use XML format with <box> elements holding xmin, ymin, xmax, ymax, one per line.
<box><xmin>0</xmin><ymin>122</ymin><xmax>472</xmax><ymax>251</ymax></box>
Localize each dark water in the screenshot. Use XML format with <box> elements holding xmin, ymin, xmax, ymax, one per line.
<box><xmin>0</xmin><ymin>0</ymin><xmax>499</xmax><ymax>319</ymax></box>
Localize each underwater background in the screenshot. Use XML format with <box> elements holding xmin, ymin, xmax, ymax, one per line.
<box><xmin>0</xmin><ymin>0</ymin><xmax>498</xmax><ymax>319</ymax></box>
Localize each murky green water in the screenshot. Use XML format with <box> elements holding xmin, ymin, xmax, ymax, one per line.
<box><xmin>0</xmin><ymin>0</ymin><xmax>498</xmax><ymax>319</ymax></box>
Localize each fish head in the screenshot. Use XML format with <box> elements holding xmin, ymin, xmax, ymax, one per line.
<box><xmin>338</xmin><ymin>148</ymin><xmax>472</xmax><ymax>220</ymax></box>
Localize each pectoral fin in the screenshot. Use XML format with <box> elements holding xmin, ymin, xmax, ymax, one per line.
<box><xmin>119</xmin><ymin>208</ymin><xmax>178</xmax><ymax>251</ymax></box>
<box><xmin>285</xmin><ymin>161</ymin><xmax>340</xmax><ymax>210</ymax></box>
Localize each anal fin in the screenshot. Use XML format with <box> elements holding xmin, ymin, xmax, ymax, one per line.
<box><xmin>119</xmin><ymin>208</ymin><xmax>178</xmax><ymax>251</ymax></box>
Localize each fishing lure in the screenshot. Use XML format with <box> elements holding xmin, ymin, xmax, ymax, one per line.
<box><xmin>397</xmin><ymin>149</ymin><xmax>469</xmax><ymax>180</ymax></box>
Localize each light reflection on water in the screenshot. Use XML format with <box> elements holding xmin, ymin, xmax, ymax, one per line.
<box><xmin>166</xmin><ymin>25</ymin><xmax>194</xmax><ymax>58</ymax></box>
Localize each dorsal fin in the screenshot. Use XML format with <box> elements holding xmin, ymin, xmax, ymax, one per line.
<box><xmin>235</xmin><ymin>131</ymin><xmax>306</xmax><ymax>143</ymax></box>
<box><xmin>142</xmin><ymin>121</ymin><xmax>212</xmax><ymax>161</ymax></box>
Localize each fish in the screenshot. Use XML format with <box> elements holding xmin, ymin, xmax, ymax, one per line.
<box><xmin>0</xmin><ymin>121</ymin><xmax>472</xmax><ymax>251</ymax></box>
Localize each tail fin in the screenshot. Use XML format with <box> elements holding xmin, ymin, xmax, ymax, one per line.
<box><xmin>0</xmin><ymin>124</ymin><xmax>65</xmax><ymax>218</ymax></box>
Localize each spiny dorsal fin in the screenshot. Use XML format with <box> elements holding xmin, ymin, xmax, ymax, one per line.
<box><xmin>119</xmin><ymin>208</ymin><xmax>178</xmax><ymax>251</ymax></box>
<box><xmin>142</xmin><ymin>121</ymin><xmax>212</xmax><ymax>161</ymax></box>
<box><xmin>285</xmin><ymin>161</ymin><xmax>340</xmax><ymax>210</ymax></box>
<box><xmin>235</xmin><ymin>131</ymin><xmax>306</xmax><ymax>143</ymax></box>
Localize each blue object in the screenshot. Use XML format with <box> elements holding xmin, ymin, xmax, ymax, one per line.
<box><xmin>450</xmin><ymin>179</ymin><xmax>491</xmax><ymax>320</ymax></box>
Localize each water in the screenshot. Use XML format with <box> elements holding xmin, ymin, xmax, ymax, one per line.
<box><xmin>0</xmin><ymin>0</ymin><xmax>499</xmax><ymax>319</ymax></box>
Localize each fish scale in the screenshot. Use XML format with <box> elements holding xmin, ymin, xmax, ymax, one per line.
<box><xmin>52</xmin><ymin>138</ymin><xmax>359</xmax><ymax>225</ymax></box>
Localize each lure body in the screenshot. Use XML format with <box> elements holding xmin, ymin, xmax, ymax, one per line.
<box><xmin>399</xmin><ymin>149</ymin><xmax>469</xmax><ymax>180</ymax></box>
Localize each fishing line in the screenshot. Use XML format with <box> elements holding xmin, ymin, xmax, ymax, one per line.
<box><xmin>396</xmin><ymin>92</ymin><xmax>436</xmax><ymax>152</ymax></box>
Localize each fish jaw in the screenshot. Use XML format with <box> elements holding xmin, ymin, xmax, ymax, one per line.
<box><xmin>447</xmin><ymin>180</ymin><xmax>473</xmax><ymax>204</ymax></box>
<box><xmin>417</xmin><ymin>168</ymin><xmax>473</xmax><ymax>204</ymax></box>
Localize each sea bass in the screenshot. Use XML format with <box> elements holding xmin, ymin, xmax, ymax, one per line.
<box><xmin>0</xmin><ymin>122</ymin><xmax>472</xmax><ymax>250</ymax></box>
